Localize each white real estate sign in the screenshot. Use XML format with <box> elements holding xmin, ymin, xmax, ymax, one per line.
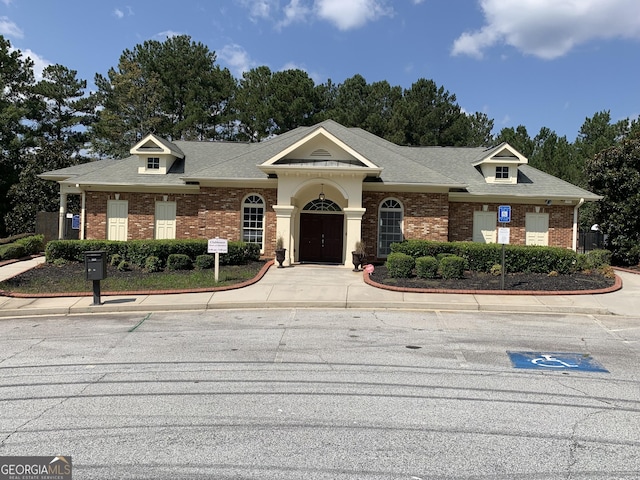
<box><xmin>208</xmin><ymin>238</ymin><xmax>228</xmax><ymax>253</ymax></box>
<box><xmin>208</xmin><ymin>238</ymin><xmax>228</xmax><ymax>282</ymax></box>
<box><xmin>498</xmin><ymin>227</ymin><xmax>510</xmax><ymax>245</ymax></box>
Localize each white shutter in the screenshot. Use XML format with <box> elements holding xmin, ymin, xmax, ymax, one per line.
<box><xmin>107</xmin><ymin>200</ymin><xmax>128</xmax><ymax>241</ymax></box>
<box><xmin>526</xmin><ymin>213</ymin><xmax>549</xmax><ymax>246</ymax></box>
<box><xmin>155</xmin><ymin>201</ymin><xmax>177</xmax><ymax>239</ymax></box>
<box><xmin>473</xmin><ymin>211</ymin><xmax>497</xmax><ymax>243</ymax></box>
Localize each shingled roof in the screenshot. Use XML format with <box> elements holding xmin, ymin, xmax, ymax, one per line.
<box><xmin>40</xmin><ymin>119</ymin><xmax>600</xmax><ymax>200</ymax></box>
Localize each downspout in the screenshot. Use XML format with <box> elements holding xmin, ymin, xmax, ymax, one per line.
<box><xmin>572</xmin><ymin>198</ymin><xmax>585</xmax><ymax>252</ymax></box>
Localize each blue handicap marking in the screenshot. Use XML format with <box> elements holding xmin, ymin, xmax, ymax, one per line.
<box><xmin>507</xmin><ymin>351</ymin><xmax>608</xmax><ymax>372</ymax></box>
<box><xmin>498</xmin><ymin>205</ymin><xmax>511</xmax><ymax>223</ymax></box>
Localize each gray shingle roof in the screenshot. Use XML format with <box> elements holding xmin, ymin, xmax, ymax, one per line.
<box><xmin>39</xmin><ymin>119</ymin><xmax>600</xmax><ymax>200</ymax></box>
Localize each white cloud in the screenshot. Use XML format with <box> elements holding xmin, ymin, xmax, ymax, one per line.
<box><xmin>452</xmin><ymin>0</ymin><xmax>640</xmax><ymax>60</ymax></box>
<box><xmin>19</xmin><ymin>48</ymin><xmax>51</xmax><ymax>81</ymax></box>
<box><xmin>156</xmin><ymin>30</ymin><xmax>183</xmax><ymax>39</ymax></box>
<box><xmin>219</xmin><ymin>43</ymin><xmax>257</xmax><ymax>77</ymax></box>
<box><xmin>237</xmin><ymin>0</ymin><xmax>278</xmax><ymax>22</ymax></box>
<box><xmin>315</xmin><ymin>0</ymin><xmax>393</xmax><ymax>31</ymax></box>
<box><xmin>237</xmin><ymin>0</ymin><xmax>393</xmax><ymax>31</ymax></box>
<box><xmin>114</xmin><ymin>6</ymin><xmax>134</xmax><ymax>19</ymax></box>
<box><xmin>277</xmin><ymin>0</ymin><xmax>311</xmax><ymax>30</ymax></box>
<box><xmin>0</xmin><ymin>16</ymin><xmax>23</xmax><ymax>38</ymax></box>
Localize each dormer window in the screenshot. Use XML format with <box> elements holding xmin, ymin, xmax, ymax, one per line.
<box><xmin>495</xmin><ymin>166</ymin><xmax>509</xmax><ymax>179</ymax></box>
<box><xmin>147</xmin><ymin>157</ymin><xmax>160</xmax><ymax>170</ymax></box>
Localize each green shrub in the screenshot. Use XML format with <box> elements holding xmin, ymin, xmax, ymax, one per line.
<box><xmin>439</xmin><ymin>255</ymin><xmax>465</xmax><ymax>279</ymax></box>
<box><xmin>44</xmin><ymin>239</ymin><xmax>259</xmax><ymax>266</ymax></box>
<box><xmin>144</xmin><ymin>255</ymin><xmax>163</xmax><ymax>273</ymax></box>
<box><xmin>0</xmin><ymin>243</ymin><xmax>26</xmax><ymax>261</ymax></box>
<box><xmin>490</xmin><ymin>264</ymin><xmax>502</xmax><ymax>276</ymax></box>
<box><xmin>195</xmin><ymin>254</ymin><xmax>215</xmax><ymax>269</ymax></box>
<box><xmin>166</xmin><ymin>253</ymin><xmax>193</xmax><ymax>271</ymax></box>
<box><xmin>415</xmin><ymin>256</ymin><xmax>438</xmax><ymax>279</ymax></box>
<box><xmin>386</xmin><ymin>252</ymin><xmax>415</xmax><ymax>278</ymax></box>
<box><xmin>15</xmin><ymin>235</ymin><xmax>45</xmax><ymax>255</ymax></box>
<box><xmin>110</xmin><ymin>253</ymin><xmax>123</xmax><ymax>267</ymax></box>
<box><xmin>585</xmin><ymin>249</ymin><xmax>612</xmax><ymax>269</ymax></box>
<box><xmin>116</xmin><ymin>260</ymin><xmax>129</xmax><ymax>272</ymax></box>
<box><xmin>388</xmin><ymin>239</ymin><xmax>577</xmax><ymax>274</ymax></box>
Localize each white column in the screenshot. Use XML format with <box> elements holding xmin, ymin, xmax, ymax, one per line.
<box><xmin>572</xmin><ymin>198</ymin><xmax>585</xmax><ymax>252</ymax></box>
<box><xmin>80</xmin><ymin>191</ymin><xmax>86</xmax><ymax>240</ymax></box>
<box><xmin>343</xmin><ymin>207</ymin><xmax>366</xmax><ymax>269</ymax></box>
<box><xmin>58</xmin><ymin>192</ymin><xmax>67</xmax><ymax>240</ymax></box>
<box><xmin>273</xmin><ymin>205</ymin><xmax>295</xmax><ymax>266</ymax></box>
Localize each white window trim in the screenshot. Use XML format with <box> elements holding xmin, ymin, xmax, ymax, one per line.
<box><xmin>242</xmin><ymin>194</ymin><xmax>266</xmax><ymax>253</ymax></box>
<box><xmin>377</xmin><ymin>197</ymin><xmax>404</xmax><ymax>258</ymax></box>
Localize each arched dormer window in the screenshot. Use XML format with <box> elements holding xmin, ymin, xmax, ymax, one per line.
<box><xmin>378</xmin><ymin>198</ymin><xmax>404</xmax><ymax>257</ymax></box>
<box><xmin>242</xmin><ymin>194</ymin><xmax>265</xmax><ymax>251</ymax></box>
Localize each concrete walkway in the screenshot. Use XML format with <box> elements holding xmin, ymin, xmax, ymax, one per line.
<box><xmin>0</xmin><ymin>257</ymin><xmax>639</xmax><ymax>318</ymax></box>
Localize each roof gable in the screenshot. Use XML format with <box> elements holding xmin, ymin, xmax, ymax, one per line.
<box><xmin>130</xmin><ymin>134</ymin><xmax>184</xmax><ymax>159</ymax></box>
<box><xmin>261</xmin><ymin>126</ymin><xmax>380</xmax><ymax>169</ymax></box>
<box><xmin>473</xmin><ymin>143</ymin><xmax>527</xmax><ymax>166</ymax></box>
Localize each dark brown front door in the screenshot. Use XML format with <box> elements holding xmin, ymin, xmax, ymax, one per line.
<box><xmin>299</xmin><ymin>213</ymin><xmax>344</xmax><ymax>263</ymax></box>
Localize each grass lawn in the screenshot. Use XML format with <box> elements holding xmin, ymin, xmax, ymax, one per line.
<box><xmin>0</xmin><ymin>260</ymin><xmax>268</xmax><ymax>294</ymax></box>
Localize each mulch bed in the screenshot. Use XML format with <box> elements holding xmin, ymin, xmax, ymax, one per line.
<box><xmin>368</xmin><ymin>265</ymin><xmax>616</xmax><ymax>292</ymax></box>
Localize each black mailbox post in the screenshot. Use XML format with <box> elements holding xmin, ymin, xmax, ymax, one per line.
<box><xmin>84</xmin><ymin>251</ymin><xmax>107</xmax><ymax>305</ymax></box>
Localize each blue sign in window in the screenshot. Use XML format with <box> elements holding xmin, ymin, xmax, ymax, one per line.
<box><xmin>508</xmin><ymin>351</ymin><xmax>608</xmax><ymax>372</ymax></box>
<box><xmin>498</xmin><ymin>205</ymin><xmax>511</xmax><ymax>223</ymax></box>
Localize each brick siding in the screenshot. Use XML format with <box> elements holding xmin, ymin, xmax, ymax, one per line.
<box><xmin>86</xmin><ymin>189</ymin><xmax>575</xmax><ymax>258</ymax></box>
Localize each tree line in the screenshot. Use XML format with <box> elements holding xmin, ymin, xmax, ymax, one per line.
<box><xmin>0</xmin><ymin>35</ymin><xmax>638</xmax><ymax>263</ymax></box>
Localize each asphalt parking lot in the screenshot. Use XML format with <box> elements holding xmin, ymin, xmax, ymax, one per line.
<box><xmin>1</xmin><ymin>308</ymin><xmax>638</xmax><ymax>479</ymax></box>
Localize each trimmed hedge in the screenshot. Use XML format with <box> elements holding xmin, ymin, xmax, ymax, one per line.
<box><xmin>390</xmin><ymin>239</ymin><xmax>581</xmax><ymax>274</ymax></box>
<box><xmin>386</xmin><ymin>252</ymin><xmax>415</xmax><ymax>278</ymax></box>
<box><xmin>415</xmin><ymin>256</ymin><xmax>438</xmax><ymax>279</ymax></box>
<box><xmin>195</xmin><ymin>254</ymin><xmax>215</xmax><ymax>269</ymax></box>
<box><xmin>166</xmin><ymin>254</ymin><xmax>193</xmax><ymax>271</ymax></box>
<box><xmin>0</xmin><ymin>235</ymin><xmax>44</xmax><ymax>261</ymax></box>
<box><xmin>0</xmin><ymin>243</ymin><xmax>26</xmax><ymax>261</ymax></box>
<box><xmin>439</xmin><ymin>255</ymin><xmax>465</xmax><ymax>279</ymax></box>
<box><xmin>44</xmin><ymin>239</ymin><xmax>261</xmax><ymax>267</ymax></box>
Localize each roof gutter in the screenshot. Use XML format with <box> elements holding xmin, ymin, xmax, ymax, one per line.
<box><xmin>572</xmin><ymin>198</ymin><xmax>585</xmax><ymax>252</ymax></box>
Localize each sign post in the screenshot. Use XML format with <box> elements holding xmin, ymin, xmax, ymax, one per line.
<box><xmin>497</xmin><ymin>206</ymin><xmax>511</xmax><ymax>290</ymax></box>
<box><xmin>207</xmin><ymin>238</ymin><xmax>228</xmax><ymax>282</ymax></box>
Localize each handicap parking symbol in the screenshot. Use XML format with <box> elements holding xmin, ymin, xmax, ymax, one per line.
<box><xmin>507</xmin><ymin>351</ymin><xmax>608</xmax><ymax>372</ymax></box>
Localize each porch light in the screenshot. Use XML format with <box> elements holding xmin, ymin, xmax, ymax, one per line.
<box><xmin>318</xmin><ymin>184</ymin><xmax>325</xmax><ymax>201</ymax></box>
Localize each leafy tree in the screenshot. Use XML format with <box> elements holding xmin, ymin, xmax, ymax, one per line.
<box><xmin>322</xmin><ymin>75</ymin><xmax>403</xmax><ymax>140</ymax></box>
<box><xmin>5</xmin><ymin>65</ymin><xmax>93</xmax><ymax>234</ymax></box>
<box><xmin>465</xmin><ymin>112</ymin><xmax>495</xmax><ymax>147</ymax></box>
<box><xmin>494</xmin><ymin>125</ymin><xmax>535</xmax><ymax>157</ymax></box>
<box><xmin>91</xmin><ymin>57</ymin><xmax>164</xmax><ymax>158</ymax></box>
<box><xmin>0</xmin><ymin>36</ymin><xmax>35</xmax><ymax>236</ymax></box>
<box><xmin>529</xmin><ymin>127</ymin><xmax>580</xmax><ymax>185</ymax></box>
<box><xmin>270</xmin><ymin>69</ymin><xmax>321</xmax><ymax>134</ymax></box>
<box><xmin>390</xmin><ymin>78</ymin><xmax>470</xmax><ymax>146</ymax></box>
<box><xmin>91</xmin><ymin>35</ymin><xmax>234</xmax><ymax>156</ymax></box>
<box><xmin>585</xmin><ymin>136</ymin><xmax>640</xmax><ymax>265</ymax></box>
<box><xmin>232</xmin><ymin>66</ymin><xmax>276</xmax><ymax>142</ymax></box>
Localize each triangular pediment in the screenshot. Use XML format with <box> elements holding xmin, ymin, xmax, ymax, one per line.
<box><xmin>130</xmin><ymin>134</ymin><xmax>184</xmax><ymax>159</ymax></box>
<box><xmin>473</xmin><ymin>143</ymin><xmax>527</xmax><ymax>166</ymax></box>
<box><xmin>260</xmin><ymin>127</ymin><xmax>380</xmax><ymax>170</ymax></box>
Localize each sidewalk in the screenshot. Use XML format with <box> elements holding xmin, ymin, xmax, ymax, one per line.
<box><xmin>0</xmin><ymin>257</ymin><xmax>639</xmax><ymax>318</ymax></box>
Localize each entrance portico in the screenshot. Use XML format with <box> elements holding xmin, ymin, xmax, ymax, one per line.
<box><xmin>272</xmin><ymin>176</ymin><xmax>367</xmax><ymax>267</ymax></box>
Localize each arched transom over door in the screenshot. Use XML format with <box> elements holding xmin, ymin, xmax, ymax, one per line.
<box><xmin>299</xmin><ymin>199</ymin><xmax>344</xmax><ymax>264</ymax></box>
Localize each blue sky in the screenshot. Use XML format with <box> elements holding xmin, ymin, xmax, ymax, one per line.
<box><xmin>2</xmin><ymin>0</ymin><xmax>639</xmax><ymax>141</ymax></box>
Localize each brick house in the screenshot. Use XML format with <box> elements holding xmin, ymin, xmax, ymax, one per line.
<box><xmin>41</xmin><ymin>120</ymin><xmax>600</xmax><ymax>268</ymax></box>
